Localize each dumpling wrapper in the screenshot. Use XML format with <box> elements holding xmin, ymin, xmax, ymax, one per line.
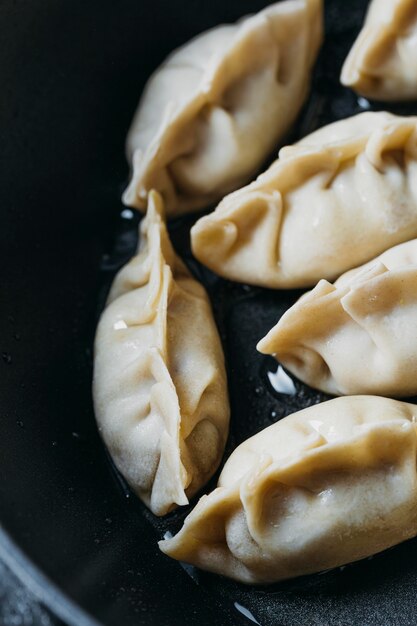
<box><xmin>191</xmin><ymin>111</ymin><xmax>417</xmax><ymax>288</ymax></box>
<box><xmin>160</xmin><ymin>396</ymin><xmax>417</xmax><ymax>584</ymax></box>
<box><xmin>123</xmin><ymin>0</ymin><xmax>323</xmax><ymax>217</ymax></box>
<box><xmin>258</xmin><ymin>238</ymin><xmax>417</xmax><ymax>397</ymax></box>
<box><xmin>93</xmin><ymin>191</ymin><xmax>229</xmax><ymax>516</ymax></box>
<box><xmin>341</xmin><ymin>0</ymin><xmax>417</xmax><ymax>101</ymax></box>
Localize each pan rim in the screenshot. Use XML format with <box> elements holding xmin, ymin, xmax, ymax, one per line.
<box><xmin>0</xmin><ymin>524</ymin><xmax>101</xmax><ymax>626</ymax></box>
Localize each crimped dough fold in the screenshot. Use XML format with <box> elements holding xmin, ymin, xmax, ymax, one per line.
<box><xmin>341</xmin><ymin>0</ymin><xmax>417</xmax><ymax>101</ymax></box>
<box><xmin>93</xmin><ymin>191</ymin><xmax>229</xmax><ymax>515</ymax></box>
<box><xmin>123</xmin><ymin>0</ymin><xmax>323</xmax><ymax>216</ymax></box>
<box><xmin>192</xmin><ymin>112</ymin><xmax>417</xmax><ymax>288</ymax></box>
<box><xmin>160</xmin><ymin>396</ymin><xmax>417</xmax><ymax>583</ymax></box>
<box><xmin>258</xmin><ymin>238</ymin><xmax>417</xmax><ymax>396</ymax></box>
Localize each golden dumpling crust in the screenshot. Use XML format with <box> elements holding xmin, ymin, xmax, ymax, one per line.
<box><xmin>192</xmin><ymin>112</ymin><xmax>417</xmax><ymax>288</ymax></box>
<box><xmin>341</xmin><ymin>0</ymin><xmax>417</xmax><ymax>101</ymax></box>
<box><xmin>258</xmin><ymin>238</ymin><xmax>417</xmax><ymax>397</ymax></box>
<box><xmin>93</xmin><ymin>191</ymin><xmax>229</xmax><ymax>516</ymax></box>
<box><xmin>160</xmin><ymin>396</ymin><xmax>417</xmax><ymax>584</ymax></box>
<box><xmin>123</xmin><ymin>0</ymin><xmax>323</xmax><ymax>216</ymax></box>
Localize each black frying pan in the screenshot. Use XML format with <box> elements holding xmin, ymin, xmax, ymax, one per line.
<box><xmin>2</xmin><ymin>1</ymin><xmax>417</xmax><ymax>624</ymax></box>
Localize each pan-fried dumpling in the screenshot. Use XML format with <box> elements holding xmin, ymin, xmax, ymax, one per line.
<box><xmin>191</xmin><ymin>111</ymin><xmax>417</xmax><ymax>288</ymax></box>
<box><xmin>341</xmin><ymin>0</ymin><xmax>417</xmax><ymax>101</ymax></box>
<box><xmin>258</xmin><ymin>239</ymin><xmax>417</xmax><ymax>396</ymax></box>
<box><xmin>93</xmin><ymin>191</ymin><xmax>229</xmax><ymax>516</ymax></box>
<box><xmin>122</xmin><ymin>0</ymin><xmax>323</xmax><ymax>217</ymax></box>
<box><xmin>160</xmin><ymin>396</ymin><xmax>417</xmax><ymax>584</ymax></box>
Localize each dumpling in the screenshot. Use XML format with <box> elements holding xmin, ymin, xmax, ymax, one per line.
<box><xmin>258</xmin><ymin>238</ymin><xmax>417</xmax><ymax>396</ymax></box>
<box><xmin>341</xmin><ymin>0</ymin><xmax>417</xmax><ymax>101</ymax></box>
<box><xmin>122</xmin><ymin>0</ymin><xmax>323</xmax><ymax>217</ymax></box>
<box><xmin>191</xmin><ymin>111</ymin><xmax>417</xmax><ymax>289</ymax></box>
<box><xmin>93</xmin><ymin>191</ymin><xmax>229</xmax><ymax>516</ymax></box>
<box><xmin>160</xmin><ymin>396</ymin><xmax>417</xmax><ymax>584</ymax></box>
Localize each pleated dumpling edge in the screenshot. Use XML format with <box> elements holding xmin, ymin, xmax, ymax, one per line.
<box><xmin>341</xmin><ymin>0</ymin><xmax>417</xmax><ymax>101</ymax></box>
<box><xmin>191</xmin><ymin>111</ymin><xmax>417</xmax><ymax>289</ymax></box>
<box><xmin>258</xmin><ymin>238</ymin><xmax>417</xmax><ymax>397</ymax></box>
<box><xmin>123</xmin><ymin>0</ymin><xmax>323</xmax><ymax>216</ymax></box>
<box><xmin>93</xmin><ymin>191</ymin><xmax>230</xmax><ymax>516</ymax></box>
<box><xmin>160</xmin><ymin>396</ymin><xmax>417</xmax><ymax>584</ymax></box>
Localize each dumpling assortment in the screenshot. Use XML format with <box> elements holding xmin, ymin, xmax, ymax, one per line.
<box><xmin>93</xmin><ymin>191</ymin><xmax>229</xmax><ymax>516</ymax></box>
<box><xmin>93</xmin><ymin>3</ymin><xmax>417</xmax><ymax>589</ymax></box>
<box><xmin>341</xmin><ymin>0</ymin><xmax>417</xmax><ymax>101</ymax></box>
<box><xmin>258</xmin><ymin>238</ymin><xmax>417</xmax><ymax>397</ymax></box>
<box><xmin>191</xmin><ymin>111</ymin><xmax>417</xmax><ymax>288</ymax></box>
<box><xmin>160</xmin><ymin>396</ymin><xmax>417</xmax><ymax>584</ymax></box>
<box><xmin>122</xmin><ymin>0</ymin><xmax>323</xmax><ymax>216</ymax></box>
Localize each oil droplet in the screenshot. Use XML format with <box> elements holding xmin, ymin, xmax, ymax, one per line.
<box><xmin>267</xmin><ymin>365</ymin><xmax>296</xmax><ymax>395</ymax></box>
<box><xmin>180</xmin><ymin>560</ymin><xmax>199</xmax><ymax>583</ymax></box>
<box><xmin>357</xmin><ymin>96</ymin><xmax>371</xmax><ymax>110</ymax></box>
<box><xmin>234</xmin><ymin>602</ymin><xmax>261</xmax><ymax>625</ymax></box>
<box><xmin>163</xmin><ymin>530</ymin><xmax>200</xmax><ymax>582</ymax></box>
<box><xmin>2</xmin><ymin>352</ymin><xmax>12</xmax><ymax>364</ymax></box>
<box><xmin>121</xmin><ymin>208</ymin><xmax>135</xmax><ymax>220</ymax></box>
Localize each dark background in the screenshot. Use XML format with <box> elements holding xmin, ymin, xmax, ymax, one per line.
<box><xmin>2</xmin><ymin>0</ymin><xmax>417</xmax><ymax>624</ymax></box>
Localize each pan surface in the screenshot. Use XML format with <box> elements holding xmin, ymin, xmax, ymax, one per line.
<box><xmin>1</xmin><ymin>0</ymin><xmax>417</xmax><ymax>624</ymax></box>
